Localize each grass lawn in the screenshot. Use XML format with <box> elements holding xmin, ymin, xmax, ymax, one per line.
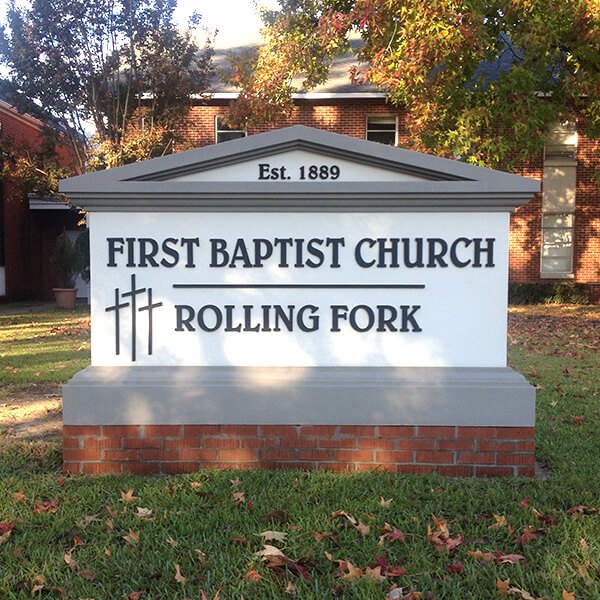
<box><xmin>0</xmin><ymin>305</ymin><xmax>599</xmax><ymax>599</ymax></box>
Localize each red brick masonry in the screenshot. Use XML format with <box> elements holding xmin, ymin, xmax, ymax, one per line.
<box><xmin>63</xmin><ymin>425</ymin><xmax>535</xmax><ymax>477</ymax></box>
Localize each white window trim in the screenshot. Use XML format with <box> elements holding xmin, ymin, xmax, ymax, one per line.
<box><xmin>214</xmin><ymin>115</ymin><xmax>247</xmax><ymax>144</ymax></box>
<box><xmin>365</xmin><ymin>114</ymin><xmax>398</xmax><ymax>146</ymax></box>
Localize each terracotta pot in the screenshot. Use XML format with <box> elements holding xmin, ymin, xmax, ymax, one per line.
<box><xmin>53</xmin><ymin>288</ymin><xmax>77</xmax><ymax>309</ymax></box>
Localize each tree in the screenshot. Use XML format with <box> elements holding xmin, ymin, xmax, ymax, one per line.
<box><xmin>225</xmin><ymin>0</ymin><xmax>600</xmax><ymax>169</ymax></box>
<box><xmin>0</xmin><ymin>0</ymin><xmax>214</xmax><ymax>175</ymax></box>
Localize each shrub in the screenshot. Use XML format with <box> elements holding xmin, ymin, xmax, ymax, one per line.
<box><xmin>508</xmin><ymin>282</ymin><xmax>589</xmax><ymax>305</ymax></box>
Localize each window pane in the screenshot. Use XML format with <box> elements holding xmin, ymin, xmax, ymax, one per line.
<box><xmin>541</xmin><ymin>256</ymin><xmax>572</xmax><ymax>273</ymax></box>
<box><xmin>366</xmin><ymin>116</ymin><xmax>397</xmax><ymax>145</ymax></box>
<box><xmin>542</xmin><ymin>213</ymin><xmax>574</xmax><ymax>228</ymax></box>
<box><xmin>217</xmin><ymin>131</ymin><xmax>245</xmax><ymax>143</ymax></box>
<box><xmin>367</xmin><ymin>131</ymin><xmax>396</xmax><ymax>145</ymax></box>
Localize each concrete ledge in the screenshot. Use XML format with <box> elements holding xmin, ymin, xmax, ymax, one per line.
<box><xmin>63</xmin><ymin>366</ymin><xmax>535</xmax><ymax>427</ymax></box>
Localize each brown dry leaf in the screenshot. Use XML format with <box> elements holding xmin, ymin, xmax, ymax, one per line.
<box><xmin>127</xmin><ymin>593</ymin><xmax>143</xmax><ymax>600</ymax></box>
<box><xmin>285</xmin><ymin>580</ymin><xmax>297</xmax><ymax>595</ymax></box>
<box><xmin>12</xmin><ymin>490</ymin><xmax>27</xmax><ymax>503</ymax></box>
<box><xmin>580</xmin><ymin>538</ymin><xmax>589</xmax><ymax>553</ymax></box>
<box><xmin>258</xmin><ymin>530</ymin><xmax>288</xmax><ymax>543</ymax></box>
<box><xmin>365</xmin><ymin>565</ymin><xmax>387</xmax><ymax>582</ymax></box>
<box><xmin>190</xmin><ymin>481</ymin><xmax>202</xmax><ymax>488</ymax></box>
<box><xmin>195</xmin><ymin>549</ymin><xmax>208</xmax><ymax>562</ymax></box>
<box><xmin>562</xmin><ymin>592</ymin><xmax>576</xmax><ymax>600</ymax></box>
<box><xmin>431</xmin><ymin>514</ymin><xmax>449</xmax><ymax>537</ymax></box>
<box><xmin>243</xmin><ymin>567</ymin><xmax>262</xmax><ymax>582</ymax></box>
<box><xmin>380</xmin><ymin>497</ymin><xmax>393</xmax><ymax>508</ymax></box>
<box><xmin>496</xmin><ymin>553</ymin><xmax>526</xmax><ymax>565</ymax></box>
<box><xmin>497</xmin><ymin>578</ymin><xmax>510</xmax><ymax>597</ymax></box>
<box><xmin>123</xmin><ymin>529</ymin><xmax>139</xmax><ymax>545</ymax></box>
<box><xmin>577</xmin><ymin>559</ymin><xmax>592</xmax><ymax>580</ymax></box>
<box><xmin>332</xmin><ymin>509</ymin><xmax>357</xmax><ymax>526</ymax></box>
<box><xmin>403</xmin><ymin>591</ymin><xmax>422</xmax><ymax>600</ymax></box>
<box><xmin>64</xmin><ymin>552</ymin><xmax>78</xmax><ymax>572</ymax></box>
<box><xmin>340</xmin><ymin>561</ymin><xmax>364</xmax><ymax>581</ymax></box>
<box><xmin>313</xmin><ymin>531</ymin><xmax>335</xmax><ymax>540</ymax></box>
<box><xmin>230</xmin><ymin>477</ymin><xmax>242</xmax><ymax>487</ymax></box>
<box><xmin>119</xmin><ymin>489</ymin><xmax>139</xmax><ymax>504</ymax></box>
<box><xmin>105</xmin><ymin>518</ymin><xmax>114</xmax><ymax>531</ymax></box>
<box><xmin>507</xmin><ymin>586</ymin><xmax>538</xmax><ymax>600</ymax></box>
<box><xmin>79</xmin><ymin>569</ymin><xmax>95</xmax><ymax>581</ymax></box>
<box><xmin>468</xmin><ymin>549</ymin><xmax>495</xmax><ymax>562</ymax></box>
<box><xmin>104</xmin><ymin>548</ymin><xmax>111</xmax><ymax>559</ymax></box>
<box><xmin>232</xmin><ymin>491</ymin><xmax>245</xmax><ymax>505</ymax></box>
<box><xmin>174</xmin><ymin>563</ymin><xmax>188</xmax><ymax>584</ymax></box>
<box><xmin>135</xmin><ymin>507</ymin><xmax>154</xmax><ymax>520</ymax></box>
<box><xmin>489</xmin><ymin>514</ymin><xmax>507</xmax><ymax>529</ymax></box>
<box><xmin>166</xmin><ymin>536</ymin><xmax>178</xmax><ymax>547</ymax></box>
<box><xmin>31</xmin><ymin>574</ymin><xmax>46</xmax><ymax>594</ymax></box>
<box><xmin>354</xmin><ymin>521</ymin><xmax>371</xmax><ymax>537</ymax></box>
<box><xmin>324</xmin><ymin>551</ymin><xmax>333</xmax><ymax>561</ymax></box>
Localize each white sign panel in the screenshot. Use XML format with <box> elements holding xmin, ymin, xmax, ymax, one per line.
<box><xmin>89</xmin><ymin>211</ymin><xmax>508</xmax><ymax>368</ymax></box>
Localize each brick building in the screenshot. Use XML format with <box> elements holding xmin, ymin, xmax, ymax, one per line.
<box><xmin>176</xmin><ymin>46</ymin><xmax>600</xmax><ymax>301</ymax></box>
<box><xmin>0</xmin><ymin>97</ymin><xmax>82</xmax><ymax>299</ymax></box>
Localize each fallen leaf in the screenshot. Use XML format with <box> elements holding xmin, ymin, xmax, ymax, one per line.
<box><xmin>580</xmin><ymin>538</ymin><xmax>589</xmax><ymax>553</ymax></box>
<box><xmin>166</xmin><ymin>536</ymin><xmax>178</xmax><ymax>547</ymax></box>
<box><xmin>135</xmin><ymin>507</ymin><xmax>154</xmax><ymax>520</ymax></box>
<box><xmin>174</xmin><ymin>563</ymin><xmax>188</xmax><ymax>584</ymax></box>
<box><xmin>364</xmin><ymin>565</ymin><xmax>387</xmax><ymax>582</ymax></box>
<box><xmin>232</xmin><ymin>536</ymin><xmax>247</xmax><ymax>543</ymax></box>
<box><xmin>379</xmin><ymin>523</ymin><xmax>405</xmax><ymax>545</ymax></box>
<box><xmin>31</xmin><ymin>574</ymin><xmax>46</xmax><ymax>594</ymax></box>
<box><xmin>127</xmin><ymin>592</ymin><xmax>143</xmax><ymax>600</ymax></box>
<box><xmin>232</xmin><ymin>491</ymin><xmax>245</xmax><ymax>505</ymax></box>
<box><xmin>285</xmin><ymin>580</ymin><xmax>297</xmax><ymax>595</ymax></box>
<box><xmin>12</xmin><ymin>490</ymin><xmax>27</xmax><ymax>502</ymax></box>
<box><xmin>64</xmin><ymin>552</ymin><xmax>77</xmax><ymax>571</ymax></box>
<box><xmin>243</xmin><ymin>567</ymin><xmax>262</xmax><ymax>582</ymax></box>
<box><xmin>79</xmin><ymin>569</ymin><xmax>95</xmax><ymax>581</ymax></box>
<box><xmin>380</xmin><ymin>497</ymin><xmax>393</xmax><ymax>508</ymax></box>
<box><xmin>447</xmin><ymin>560</ymin><xmax>463</xmax><ymax>574</ymax></box>
<box><xmin>496</xmin><ymin>552</ymin><xmax>526</xmax><ymax>565</ymax></box>
<box><xmin>354</xmin><ymin>521</ymin><xmax>370</xmax><ymax>536</ymax></box>
<box><xmin>313</xmin><ymin>531</ymin><xmax>335</xmax><ymax>540</ymax></box>
<box><xmin>567</xmin><ymin>505</ymin><xmax>598</xmax><ymax>517</ymax></box>
<box><xmin>468</xmin><ymin>549</ymin><xmax>495</xmax><ymax>562</ymax></box>
<box><xmin>332</xmin><ymin>509</ymin><xmax>357</xmax><ymax>526</ymax></box>
<box><xmin>230</xmin><ymin>477</ymin><xmax>242</xmax><ymax>487</ymax></box>
<box><xmin>497</xmin><ymin>578</ymin><xmax>510</xmax><ymax>597</ymax></box>
<box><xmin>123</xmin><ymin>529</ymin><xmax>139</xmax><ymax>545</ymax></box>
<box><xmin>104</xmin><ymin>547</ymin><xmax>111</xmax><ymax>559</ymax></box>
<box><xmin>489</xmin><ymin>514</ymin><xmax>507</xmax><ymax>529</ymax></box>
<box><xmin>340</xmin><ymin>560</ymin><xmax>364</xmax><ymax>581</ymax></box>
<box><xmin>258</xmin><ymin>530</ymin><xmax>287</xmax><ymax>543</ymax></box>
<box><xmin>120</xmin><ymin>489</ymin><xmax>139</xmax><ymax>504</ymax></box>
<box><xmin>562</xmin><ymin>591</ymin><xmax>576</xmax><ymax>600</ymax></box>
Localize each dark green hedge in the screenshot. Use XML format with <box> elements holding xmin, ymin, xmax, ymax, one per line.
<box><xmin>508</xmin><ymin>282</ymin><xmax>589</xmax><ymax>305</ymax></box>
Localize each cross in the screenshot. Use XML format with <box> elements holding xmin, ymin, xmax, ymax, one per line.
<box><xmin>105</xmin><ymin>288</ymin><xmax>130</xmax><ymax>355</ymax></box>
<box><xmin>121</xmin><ymin>274</ymin><xmax>146</xmax><ymax>362</ymax></box>
<box><xmin>138</xmin><ymin>288</ymin><xmax>163</xmax><ymax>356</ymax></box>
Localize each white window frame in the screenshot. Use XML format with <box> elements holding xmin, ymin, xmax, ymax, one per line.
<box><xmin>366</xmin><ymin>115</ymin><xmax>398</xmax><ymax>146</ymax></box>
<box><xmin>540</xmin><ymin>120</ymin><xmax>577</xmax><ymax>278</ymax></box>
<box><xmin>215</xmin><ymin>116</ymin><xmax>246</xmax><ymax>144</ymax></box>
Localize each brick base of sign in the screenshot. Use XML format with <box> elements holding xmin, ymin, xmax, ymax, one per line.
<box><xmin>62</xmin><ymin>424</ymin><xmax>536</xmax><ymax>477</ymax></box>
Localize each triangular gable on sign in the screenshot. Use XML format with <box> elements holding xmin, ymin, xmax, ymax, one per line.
<box><xmin>60</xmin><ymin>125</ymin><xmax>539</xmax><ymax>212</ymax></box>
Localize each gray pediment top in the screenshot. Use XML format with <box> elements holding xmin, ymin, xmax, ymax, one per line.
<box><xmin>60</xmin><ymin>126</ymin><xmax>539</xmax><ymax>212</ymax></box>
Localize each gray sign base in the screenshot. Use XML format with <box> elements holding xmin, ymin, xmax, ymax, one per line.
<box><xmin>63</xmin><ymin>366</ymin><xmax>534</xmax><ymax>427</ymax></box>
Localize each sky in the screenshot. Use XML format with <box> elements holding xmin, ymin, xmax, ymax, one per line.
<box><xmin>0</xmin><ymin>1</ymin><xmax>279</xmax><ymax>49</ymax></box>
<box><xmin>174</xmin><ymin>0</ymin><xmax>279</xmax><ymax>47</ymax></box>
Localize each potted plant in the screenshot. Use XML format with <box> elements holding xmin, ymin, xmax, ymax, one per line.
<box><xmin>50</xmin><ymin>231</ymin><xmax>84</xmax><ymax>309</ymax></box>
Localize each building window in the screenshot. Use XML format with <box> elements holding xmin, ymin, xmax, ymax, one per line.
<box><xmin>366</xmin><ymin>115</ymin><xmax>397</xmax><ymax>145</ymax></box>
<box><xmin>541</xmin><ymin>213</ymin><xmax>574</xmax><ymax>275</ymax></box>
<box><xmin>541</xmin><ymin>120</ymin><xmax>577</xmax><ymax>278</ymax></box>
<box><xmin>544</xmin><ymin>121</ymin><xmax>577</xmax><ymax>160</ymax></box>
<box><xmin>215</xmin><ymin>116</ymin><xmax>246</xmax><ymax>143</ymax></box>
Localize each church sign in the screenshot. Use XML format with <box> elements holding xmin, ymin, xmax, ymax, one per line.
<box><xmin>60</xmin><ymin>126</ymin><xmax>538</xmax><ymax>476</ymax></box>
